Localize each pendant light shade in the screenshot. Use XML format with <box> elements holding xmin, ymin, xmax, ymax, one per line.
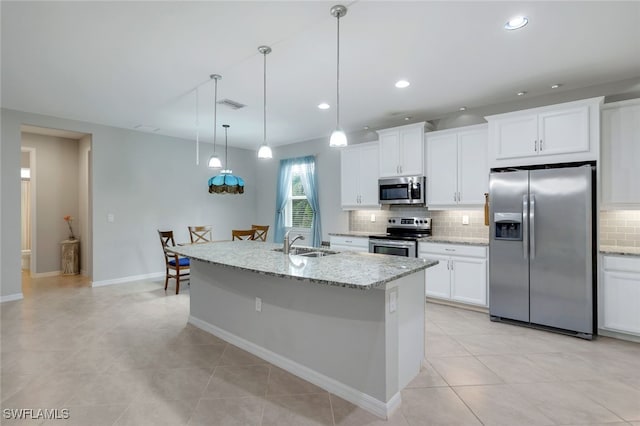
<box><xmin>257</xmin><ymin>45</ymin><xmax>273</xmax><ymax>159</ymax></box>
<box><xmin>208</xmin><ymin>74</ymin><xmax>223</xmax><ymax>169</ymax></box>
<box><xmin>329</xmin><ymin>5</ymin><xmax>348</xmax><ymax>148</ymax></box>
<box><xmin>208</xmin><ymin>125</ymin><xmax>245</xmax><ymax>194</ymax></box>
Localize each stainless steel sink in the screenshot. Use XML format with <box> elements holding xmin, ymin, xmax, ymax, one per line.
<box><xmin>272</xmin><ymin>247</ymin><xmax>338</xmax><ymax>257</ymax></box>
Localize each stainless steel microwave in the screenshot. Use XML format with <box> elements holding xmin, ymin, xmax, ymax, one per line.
<box><xmin>378</xmin><ymin>176</ymin><xmax>426</xmax><ymax>205</ymax></box>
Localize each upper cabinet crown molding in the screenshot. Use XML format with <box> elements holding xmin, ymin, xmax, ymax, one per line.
<box><xmin>485</xmin><ymin>97</ymin><xmax>603</xmax><ymax>168</ymax></box>
<box><xmin>377</xmin><ymin>122</ymin><xmax>426</xmax><ymax>178</ymax></box>
<box><xmin>601</xmin><ymin>97</ymin><xmax>640</xmax><ymax>209</ymax></box>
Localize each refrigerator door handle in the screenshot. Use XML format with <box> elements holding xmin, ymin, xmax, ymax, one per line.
<box><xmin>522</xmin><ymin>195</ymin><xmax>529</xmax><ymax>259</ymax></box>
<box><xmin>530</xmin><ymin>194</ymin><xmax>536</xmax><ymax>260</ymax></box>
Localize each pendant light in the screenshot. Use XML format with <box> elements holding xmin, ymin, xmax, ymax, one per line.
<box><xmin>208</xmin><ymin>124</ymin><xmax>245</xmax><ymax>194</ymax></box>
<box><xmin>329</xmin><ymin>4</ymin><xmax>348</xmax><ymax>147</ymax></box>
<box><xmin>207</xmin><ymin>74</ymin><xmax>223</xmax><ymax>169</ymax></box>
<box><xmin>257</xmin><ymin>45</ymin><xmax>273</xmax><ymax>159</ymax></box>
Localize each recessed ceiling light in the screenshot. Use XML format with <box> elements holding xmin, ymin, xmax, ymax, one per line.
<box><xmin>318</xmin><ymin>102</ymin><xmax>330</xmax><ymax>110</ymax></box>
<box><xmin>459</xmin><ymin>106</ymin><xmax>467</xmax><ymax>111</ymax></box>
<box><xmin>505</xmin><ymin>16</ymin><xmax>528</xmax><ymax>30</ymax></box>
<box><xmin>395</xmin><ymin>80</ymin><xmax>410</xmax><ymax>89</ymax></box>
<box><xmin>363</xmin><ymin>126</ymin><xmax>370</xmax><ymax>130</ymax></box>
<box><xmin>551</xmin><ymin>84</ymin><xmax>562</xmax><ymax>89</ymax></box>
<box><xmin>517</xmin><ymin>91</ymin><xmax>527</xmax><ymax>96</ymax></box>
<box><xmin>404</xmin><ymin>117</ymin><xmax>412</xmax><ymax>121</ymax></box>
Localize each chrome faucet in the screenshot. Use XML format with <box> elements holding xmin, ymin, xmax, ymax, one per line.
<box><xmin>283</xmin><ymin>230</ymin><xmax>305</xmax><ymax>254</ymax></box>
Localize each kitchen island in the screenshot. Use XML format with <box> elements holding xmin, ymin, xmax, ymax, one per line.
<box><xmin>168</xmin><ymin>241</ymin><xmax>437</xmax><ymax>418</ymax></box>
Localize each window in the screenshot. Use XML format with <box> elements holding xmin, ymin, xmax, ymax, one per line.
<box><xmin>285</xmin><ymin>165</ymin><xmax>313</xmax><ymax>228</ymax></box>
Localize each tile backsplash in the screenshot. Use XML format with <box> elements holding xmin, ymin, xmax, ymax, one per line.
<box><xmin>599</xmin><ymin>210</ymin><xmax>640</xmax><ymax>247</ymax></box>
<box><xmin>349</xmin><ymin>208</ymin><xmax>490</xmax><ymax>239</ymax></box>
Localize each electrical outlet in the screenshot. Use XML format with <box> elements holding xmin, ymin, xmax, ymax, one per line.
<box><xmin>370</xmin><ymin>214</ymin><xmax>376</xmax><ymax>222</ymax></box>
<box><xmin>462</xmin><ymin>215</ymin><xmax>470</xmax><ymax>225</ymax></box>
<box><xmin>389</xmin><ymin>291</ymin><xmax>397</xmax><ymax>313</ymax></box>
<box><xmin>107</xmin><ymin>213</ymin><xmax>115</xmax><ymax>223</ymax></box>
<box><xmin>255</xmin><ymin>297</ymin><xmax>262</xmax><ymax>312</ymax></box>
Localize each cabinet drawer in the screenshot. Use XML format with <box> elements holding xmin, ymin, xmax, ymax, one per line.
<box><xmin>603</xmin><ymin>255</ymin><xmax>640</xmax><ymax>273</ymax></box>
<box><xmin>419</xmin><ymin>242</ymin><xmax>487</xmax><ymax>258</ymax></box>
<box><xmin>330</xmin><ymin>236</ymin><xmax>369</xmax><ymax>249</ymax></box>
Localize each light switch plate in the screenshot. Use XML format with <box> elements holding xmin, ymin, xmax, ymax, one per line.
<box><xmin>389</xmin><ymin>291</ymin><xmax>397</xmax><ymax>313</ymax></box>
<box><xmin>107</xmin><ymin>213</ymin><xmax>115</xmax><ymax>223</ymax></box>
<box><xmin>462</xmin><ymin>215</ymin><xmax>470</xmax><ymax>225</ymax></box>
<box><xmin>255</xmin><ymin>297</ymin><xmax>262</xmax><ymax>312</ymax></box>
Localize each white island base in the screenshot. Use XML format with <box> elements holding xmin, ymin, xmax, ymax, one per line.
<box><xmin>188</xmin><ymin>260</ymin><xmax>426</xmax><ymax>419</ymax></box>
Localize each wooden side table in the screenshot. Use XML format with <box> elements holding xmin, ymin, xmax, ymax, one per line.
<box><xmin>61</xmin><ymin>239</ymin><xmax>80</xmax><ymax>275</ymax></box>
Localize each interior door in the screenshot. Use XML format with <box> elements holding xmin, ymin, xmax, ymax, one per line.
<box><xmin>529</xmin><ymin>166</ymin><xmax>593</xmax><ymax>334</ymax></box>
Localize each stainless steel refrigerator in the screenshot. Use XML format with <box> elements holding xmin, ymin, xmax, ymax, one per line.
<box><xmin>489</xmin><ymin>164</ymin><xmax>596</xmax><ymax>339</ymax></box>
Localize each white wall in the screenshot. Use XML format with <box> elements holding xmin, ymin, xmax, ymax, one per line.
<box><xmin>1</xmin><ymin>108</ymin><xmax>258</xmax><ymax>296</ymax></box>
<box><xmin>22</xmin><ymin>132</ymin><xmax>80</xmax><ymax>274</ymax></box>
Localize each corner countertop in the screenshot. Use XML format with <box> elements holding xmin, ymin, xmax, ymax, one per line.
<box><xmin>168</xmin><ymin>241</ymin><xmax>437</xmax><ymax>290</ymax></box>
<box><xmin>600</xmin><ymin>246</ymin><xmax>640</xmax><ymax>257</ymax></box>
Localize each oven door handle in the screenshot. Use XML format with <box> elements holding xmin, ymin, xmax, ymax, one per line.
<box><xmin>369</xmin><ymin>239</ymin><xmax>416</xmax><ymax>249</ymax></box>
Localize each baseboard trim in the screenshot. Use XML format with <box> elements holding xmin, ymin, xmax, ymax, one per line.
<box><xmin>188</xmin><ymin>315</ymin><xmax>399</xmax><ymax>419</ymax></box>
<box><xmin>92</xmin><ymin>272</ymin><xmax>164</xmax><ymax>287</ymax></box>
<box><xmin>1</xmin><ymin>293</ymin><xmax>24</xmax><ymax>303</ymax></box>
<box><xmin>32</xmin><ymin>270</ymin><xmax>61</xmax><ymax>278</ymax></box>
<box><xmin>598</xmin><ymin>328</ymin><xmax>640</xmax><ymax>343</ymax></box>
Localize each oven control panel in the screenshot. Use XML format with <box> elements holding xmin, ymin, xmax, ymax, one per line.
<box><xmin>387</xmin><ymin>217</ymin><xmax>431</xmax><ymax>229</ymax></box>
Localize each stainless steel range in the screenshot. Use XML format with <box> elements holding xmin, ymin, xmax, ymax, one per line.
<box><xmin>369</xmin><ymin>217</ymin><xmax>431</xmax><ymax>257</ymax></box>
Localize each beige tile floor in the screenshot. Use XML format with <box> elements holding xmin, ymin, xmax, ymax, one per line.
<box><xmin>1</xmin><ymin>274</ymin><xmax>640</xmax><ymax>425</ymax></box>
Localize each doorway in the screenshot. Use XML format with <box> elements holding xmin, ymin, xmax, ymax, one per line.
<box><xmin>20</xmin><ymin>125</ymin><xmax>93</xmax><ymax>288</ymax></box>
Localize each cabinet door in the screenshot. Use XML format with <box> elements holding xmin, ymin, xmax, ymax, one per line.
<box><xmin>378</xmin><ymin>132</ymin><xmax>401</xmax><ymax>177</ymax></box>
<box><xmin>451</xmin><ymin>257</ymin><xmax>487</xmax><ymax>306</ymax></box>
<box><xmin>601</xmin><ymin>102</ymin><xmax>640</xmax><ymax>206</ymax></box>
<box><xmin>423</xmin><ymin>254</ymin><xmax>451</xmax><ymax>299</ymax></box>
<box><xmin>399</xmin><ymin>126</ymin><xmax>424</xmax><ymax>176</ymax></box>
<box><xmin>538</xmin><ymin>106</ymin><xmax>589</xmax><ymax>156</ymax></box>
<box><xmin>458</xmin><ymin>129</ymin><xmax>488</xmax><ymax>205</ymax></box>
<box><xmin>426</xmin><ymin>133</ymin><xmax>458</xmax><ymax>206</ymax></box>
<box><xmin>603</xmin><ymin>270</ymin><xmax>640</xmax><ymax>335</ymax></box>
<box><xmin>358</xmin><ymin>143</ymin><xmax>380</xmax><ymax>206</ymax></box>
<box><xmin>493</xmin><ymin>115</ymin><xmax>538</xmax><ymax>160</ymax></box>
<box><xmin>340</xmin><ymin>148</ymin><xmax>361</xmax><ymax>207</ymax></box>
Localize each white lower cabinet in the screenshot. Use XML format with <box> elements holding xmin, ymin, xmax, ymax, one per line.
<box><xmin>419</xmin><ymin>242</ymin><xmax>488</xmax><ymax>307</ymax></box>
<box><xmin>329</xmin><ymin>235</ymin><xmax>369</xmax><ymax>253</ymax></box>
<box><xmin>601</xmin><ymin>255</ymin><xmax>640</xmax><ymax>336</ymax></box>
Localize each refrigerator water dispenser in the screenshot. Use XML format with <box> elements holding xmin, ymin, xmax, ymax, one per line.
<box><xmin>494</xmin><ymin>213</ymin><xmax>522</xmax><ymax>240</ymax></box>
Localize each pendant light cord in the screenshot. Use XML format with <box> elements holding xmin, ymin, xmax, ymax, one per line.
<box><xmin>224</xmin><ymin>125</ymin><xmax>229</xmax><ymax>171</ymax></box>
<box><xmin>263</xmin><ymin>51</ymin><xmax>267</xmax><ymax>143</ymax></box>
<box><xmin>213</xmin><ymin>78</ymin><xmax>218</xmax><ymax>154</ymax></box>
<box><xmin>195</xmin><ymin>87</ymin><xmax>200</xmax><ymax>165</ymax></box>
<box><xmin>336</xmin><ymin>13</ymin><xmax>341</xmax><ymax>130</ymax></box>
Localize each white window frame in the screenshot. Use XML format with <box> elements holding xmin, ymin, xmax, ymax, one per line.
<box><xmin>284</xmin><ymin>164</ymin><xmax>311</xmax><ymax>230</ymax></box>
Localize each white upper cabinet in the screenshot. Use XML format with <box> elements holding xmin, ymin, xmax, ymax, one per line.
<box><xmin>340</xmin><ymin>142</ymin><xmax>379</xmax><ymax>209</ymax></box>
<box><xmin>601</xmin><ymin>98</ymin><xmax>640</xmax><ymax>209</ymax></box>
<box><xmin>486</xmin><ymin>97</ymin><xmax>602</xmax><ymax>168</ymax></box>
<box><xmin>426</xmin><ymin>124</ymin><xmax>488</xmax><ymax>209</ymax></box>
<box><xmin>377</xmin><ymin>122</ymin><xmax>425</xmax><ymax>177</ymax></box>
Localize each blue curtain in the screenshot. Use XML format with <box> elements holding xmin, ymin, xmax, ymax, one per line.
<box><xmin>274</xmin><ymin>158</ymin><xmax>294</xmax><ymax>244</ymax></box>
<box><xmin>297</xmin><ymin>156</ymin><xmax>322</xmax><ymax>247</ymax></box>
<box><xmin>274</xmin><ymin>155</ymin><xmax>323</xmax><ymax>247</ymax></box>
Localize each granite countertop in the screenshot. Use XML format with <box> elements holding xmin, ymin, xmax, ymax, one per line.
<box><xmin>600</xmin><ymin>246</ymin><xmax>640</xmax><ymax>257</ymax></box>
<box><xmin>329</xmin><ymin>231</ymin><xmax>372</xmax><ymax>238</ymax></box>
<box><xmin>168</xmin><ymin>241</ymin><xmax>437</xmax><ymax>290</ymax></box>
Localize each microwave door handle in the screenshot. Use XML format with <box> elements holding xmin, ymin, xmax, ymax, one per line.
<box><xmin>522</xmin><ymin>195</ymin><xmax>528</xmax><ymax>260</ymax></box>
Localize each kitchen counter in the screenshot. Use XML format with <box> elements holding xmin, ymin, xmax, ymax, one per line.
<box><xmin>419</xmin><ymin>236</ymin><xmax>489</xmax><ymax>246</ymax></box>
<box><xmin>169</xmin><ymin>241</ymin><xmax>436</xmax><ymax>290</ymax></box>
<box><xmin>169</xmin><ymin>240</ymin><xmax>433</xmax><ymax>419</ymax></box>
<box><xmin>600</xmin><ymin>246</ymin><xmax>640</xmax><ymax>257</ymax></box>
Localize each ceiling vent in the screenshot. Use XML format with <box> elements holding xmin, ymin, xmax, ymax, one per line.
<box><xmin>217</xmin><ymin>99</ymin><xmax>246</xmax><ymax>110</ymax></box>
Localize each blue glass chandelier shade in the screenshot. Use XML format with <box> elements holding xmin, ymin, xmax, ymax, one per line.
<box><xmin>208</xmin><ymin>124</ymin><xmax>245</xmax><ymax>194</ymax></box>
